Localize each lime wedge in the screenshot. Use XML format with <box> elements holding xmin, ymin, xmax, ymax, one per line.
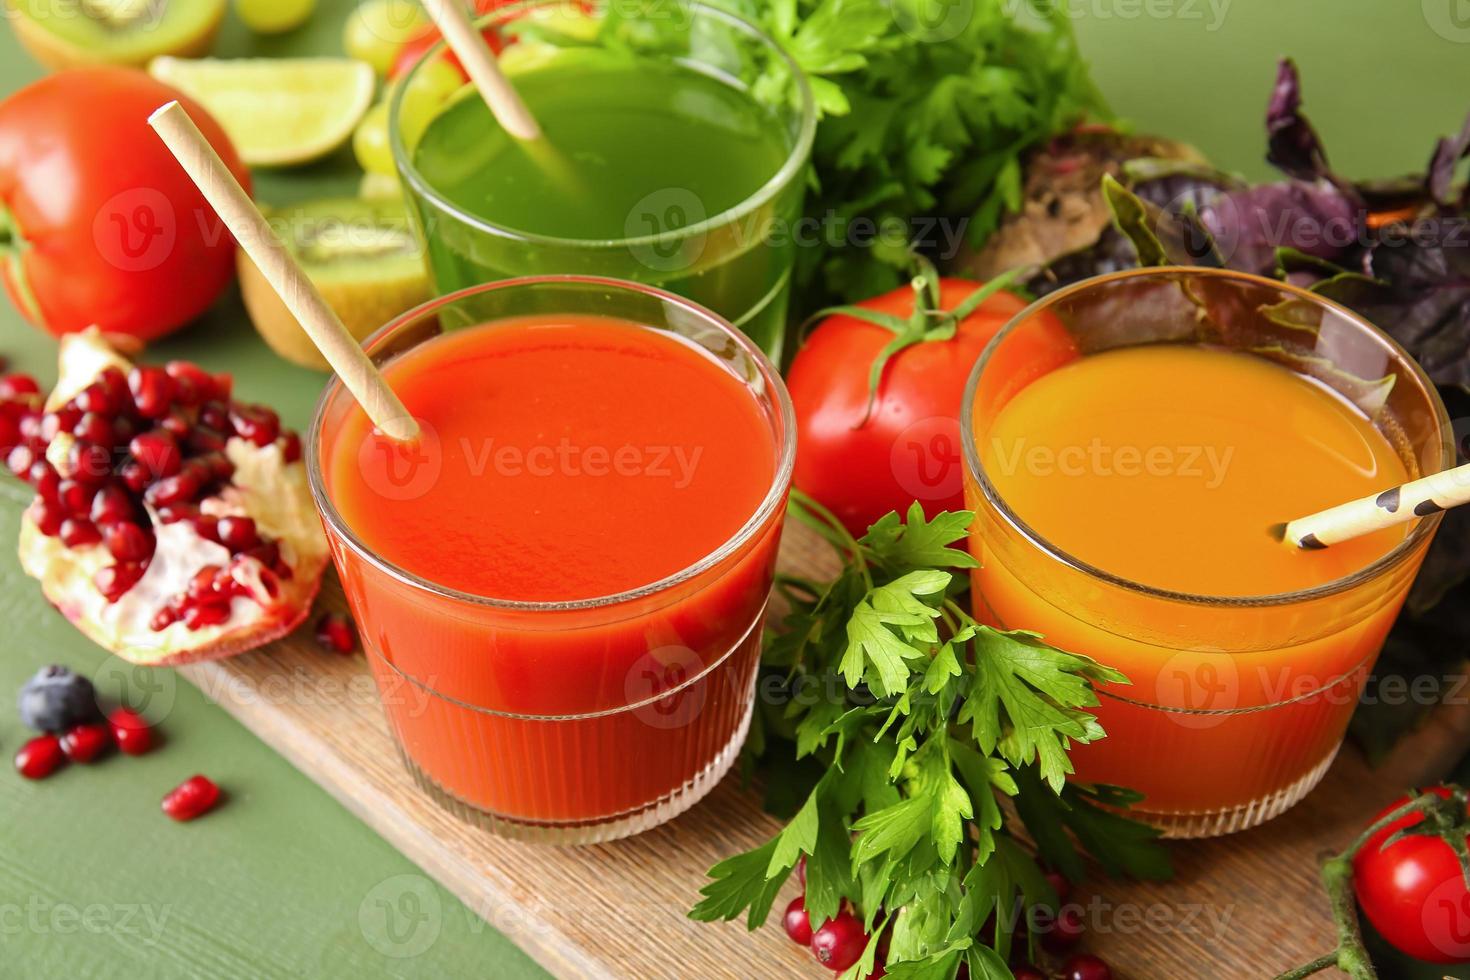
<box><xmin>149</xmin><ymin>57</ymin><xmax>375</xmax><ymax>167</ymax></box>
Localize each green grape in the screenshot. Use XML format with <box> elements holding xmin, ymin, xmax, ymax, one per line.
<box><xmin>343</xmin><ymin>0</ymin><xmax>428</xmax><ymax>75</ymax></box>
<box><xmin>353</xmin><ymin>101</ymin><xmax>396</xmax><ymax>176</ymax></box>
<box><xmin>234</xmin><ymin>0</ymin><xmax>317</xmax><ymax>34</ymax></box>
<box><xmin>395</xmin><ymin>58</ymin><xmax>464</xmax><ymax>146</ymax></box>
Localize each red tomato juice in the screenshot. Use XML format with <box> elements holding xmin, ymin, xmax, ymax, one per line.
<box><xmin>316</xmin><ymin>314</ymin><xmax>788</xmax><ymax>835</ymax></box>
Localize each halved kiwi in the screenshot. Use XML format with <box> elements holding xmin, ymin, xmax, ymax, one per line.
<box><xmin>8</xmin><ymin>0</ymin><xmax>226</xmax><ymax>70</ymax></box>
<box><xmin>239</xmin><ymin>197</ymin><xmax>431</xmax><ymax>372</ymax></box>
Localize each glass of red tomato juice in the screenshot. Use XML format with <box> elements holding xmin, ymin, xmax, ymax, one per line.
<box><xmin>961</xmin><ymin>268</ymin><xmax>1453</xmax><ymax>838</ymax></box>
<box><xmin>306</xmin><ymin>276</ymin><xmax>794</xmax><ymax>843</ymax></box>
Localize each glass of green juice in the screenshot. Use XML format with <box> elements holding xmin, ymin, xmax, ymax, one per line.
<box><xmin>389</xmin><ymin>0</ymin><xmax>816</xmax><ymax>361</ymax></box>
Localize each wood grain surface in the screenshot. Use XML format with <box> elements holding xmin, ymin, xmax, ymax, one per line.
<box><xmin>176</xmin><ymin>520</ymin><xmax>1470</xmax><ymax>979</ymax></box>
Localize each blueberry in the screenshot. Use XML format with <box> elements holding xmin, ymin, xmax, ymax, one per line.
<box><xmin>17</xmin><ymin>665</ymin><xmax>100</xmax><ymax>733</ymax></box>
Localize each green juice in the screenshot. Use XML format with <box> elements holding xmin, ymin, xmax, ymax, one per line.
<box><xmin>406</xmin><ymin>55</ymin><xmax>803</xmax><ymax>359</ymax></box>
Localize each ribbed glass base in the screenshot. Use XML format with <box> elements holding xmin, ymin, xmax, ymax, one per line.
<box><xmin>1138</xmin><ymin>746</ymin><xmax>1339</xmax><ymax>839</ymax></box>
<box><xmin>397</xmin><ymin>701</ymin><xmax>753</xmax><ymax>845</ymax></box>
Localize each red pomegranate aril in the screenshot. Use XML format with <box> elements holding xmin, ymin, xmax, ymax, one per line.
<box><xmin>243</xmin><ymin>541</ymin><xmax>281</xmax><ymax>572</ymax></box>
<box><xmin>129</xmin><ymin>430</ymin><xmax>182</xmax><ymax>480</ymax></box>
<box><xmin>129</xmin><ymin>366</ymin><xmax>176</xmax><ymax>419</ymax></box>
<box><xmin>315</xmin><ymin>612</ymin><xmax>357</xmax><ymax>654</ymax></box>
<box><xmin>91</xmin><ymin>484</ymin><xmax>134</xmax><ymax>525</ymax></box>
<box><xmin>74</xmin><ymin>383</ymin><xmax>110</xmax><ymax>415</ymax></box>
<box><xmin>67</xmin><ymin>442</ymin><xmax>113</xmax><ymax>486</ymax></box>
<box><xmin>196</xmin><ymin>451</ymin><xmax>234</xmax><ymax>482</ymax></box>
<box><xmin>810</xmin><ymin>911</ymin><xmax>868</xmax><ymax>972</ymax></box>
<box><xmin>41</xmin><ymin>408</ymin><xmax>79</xmax><ymax>442</ymax></box>
<box><xmin>187</xmin><ymin>565</ymin><xmax>224</xmax><ymax>602</ymax></box>
<box><xmin>199</xmin><ymin>401</ymin><xmax>230</xmax><ymax>432</ymax></box>
<box><xmin>108</xmin><ymin>708</ymin><xmax>155</xmax><ymax>755</ymax></box>
<box><xmin>98</xmin><ymin>367</ymin><xmax>130</xmax><ymax>409</ymax></box>
<box><xmin>119</xmin><ymin>460</ymin><xmax>151</xmax><ymax>494</ymax></box>
<box><xmin>95</xmin><ymin>562</ymin><xmax>146</xmax><ymax>602</ymax></box>
<box><xmin>230</xmin><ymin>404</ymin><xmax>280</xmax><ymax>447</ymax></box>
<box><xmin>1061</xmin><ymin>954</ymin><xmax>1112</xmax><ymax>980</ymax></box>
<box><xmin>72</xmin><ymin>411</ymin><xmax>115</xmax><ymax>447</ymax></box>
<box><xmin>184</xmin><ymin>601</ymin><xmax>232</xmax><ymax>630</ymax></box>
<box><xmin>783</xmin><ymin>896</ymin><xmax>814</xmax><ymax>946</ymax></box>
<box><xmin>26</xmin><ymin>460</ymin><xmax>60</xmax><ymax>502</ymax></box>
<box><xmin>162</xmin><ymin>410</ymin><xmax>192</xmax><ymax>440</ymax></box>
<box><xmin>0</xmin><ymin>374</ymin><xmax>40</xmax><ymax>400</ymax></box>
<box><xmin>15</xmin><ymin>735</ymin><xmax>64</xmax><ymax>779</ymax></box>
<box><xmin>58</xmin><ymin>479</ymin><xmax>93</xmax><ymax>517</ymax></box>
<box><xmin>192</xmin><ymin>514</ymin><xmax>221</xmax><ymax>543</ymax></box>
<box><xmin>279</xmin><ymin>431</ymin><xmax>302</xmax><ymax>463</ymax></box>
<box><xmin>162</xmin><ymin>775</ymin><xmax>221</xmax><ymax>821</ymax></box>
<box><xmin>33</xmin><ymin>500</ymin><xmax>64</xmax><ymax>537</ymax></box>
<box><xmin>105</xmin><ymin>521</ymin><xmax>153</xmax><ymax>563</ymax></box>
<box><xmin>186</xmin><ymin>426</ymin><xmax>227</xmax><ymax>454</ymax></box>
<box><xmin>0</xmin><ymin>412</ymin><xmax>20</xmax><ymax>451</ymax></box>
<box><xmin>60</xmin><ymin>518</ymin><xmax>102</xmax><ymax>548</ymax></box>
<box><xmin>145</xmin><ymin>470</ymin><xmax>201</xmax><ymax>508</ymax></box>
<box><xmin>217</xmin><ymin>515</ymin><xmax>258</xmax><ymax>551</ymax></box>
<box><xmin>60</xmin><ymin>722</ymin><xmax>112</xmax><ymax>763</ymax></box>
<box><xmin>150</xmin><ymin>605</ymin><xmax>179</xmax><ymax>632</ymax></box>
<box><xmin>6</xmin><ymin>443</ymin><xmax>36</xmax><ymax>478</ymax></box>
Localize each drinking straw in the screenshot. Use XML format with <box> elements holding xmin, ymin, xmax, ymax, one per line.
<box><xmin>1276</xmin><ymin>462</ymin><xmax>1470</xmax><ymax>550</ymax></box>
<box><xmin>422</xmin><ymin>0</ymin><xmax>541</xmax><ymax>140</ymax></box>
<box><xmin>148</xmin><ymin>102</ymin><xmax>420</xmax><ymax>444</ymax></box>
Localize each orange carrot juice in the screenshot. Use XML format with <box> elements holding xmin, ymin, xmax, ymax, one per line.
<box><xmin>963</xmin><ymin>269</ymin><xmax>1449</xmax><ymax>837</ymax></box>
<box><xmin>310</xmin><ymin>279</ymin><xmax>793</xmax><ymax>842</ymax></box>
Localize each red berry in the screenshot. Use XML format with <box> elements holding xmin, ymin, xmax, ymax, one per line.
<box><xmin>797</xmin><ymin>856</ymin><xmax>807</xmax><ymax>887</ymax></box>
<box><xmin>15</xmin><ymin>735</ymin><xmax>65</xmax><ymax>779</ymax></box>
<box><xmin>60</xmin><ymin>518</ymin><xmax>102</xmax><ymax>548</ymax></box>
<box><xmin>105</xmin><ymin>520</ymin><xmax>154</xmax><ymax>563</ymax></box>
<box><xmin>60</xmin><ymin>723</ymin><xmax>112</xmax><ymax>763</ymax></box>
<box><xmin>1014</xmin><ymin>966</ymin><xmax>1046</xmax><ymax>980</ymax></box>
<box><xmin>1042</xmin><ymin>905</ymin><xmax>1086</xmax><ymax>953</ymax></box>
<box><xmin>162</xmin><ymin>775</ymin><xmax>221</xmax><ymax>821</ymax></box>
<box><xmin>783</xmin><ymin>896</ymin><xmax>813</xmax><ymax>946</ymax></box>
<box><xmin>1045</xmin><ymin>870</ymin><xmax>1072</xmax><ymax>904</ymax></box>
<box><xmin>216</xmin><ymin>515</ymin><xmax>258</xmax><ymax>551</ymax></box>
<box><xmin>315</xmin><ymin>612</ymin><xmax>358</xmax><ymax>654</ymax></box>
<box><xmin>1061</xmin><ymin>954</ymin><xmax>1112</xmax><ymax>980</ymax></box>
<box><xmin>0</xmin><ymin>374</ymin><xmax>39</xmax><ymax>400</ymax></box>
<box><xmin>810</xmin><ymin>910</ymin><xmax>868</xmax><ymax>972</ymax></box>
<box><xmin>129</xmin><ymin>366</ymin><xmax>176</xmax><ymax>419</ymax></box>
<box><xmin>108</xmin><ymin>708</ymin><xmax>155</xmax><ymax>755</ymax></box>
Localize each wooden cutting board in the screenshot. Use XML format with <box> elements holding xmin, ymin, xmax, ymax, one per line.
<box><xmin>179</xmin><ymin>521</ymin><xmax>1470</xmax><ymax>979</ymax></box>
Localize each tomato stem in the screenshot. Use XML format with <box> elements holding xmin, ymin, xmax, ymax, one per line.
<box><xmin>1274</xmin><ymin>954</ymin><xmax>1338</xmax><ymax>979</ymax></box>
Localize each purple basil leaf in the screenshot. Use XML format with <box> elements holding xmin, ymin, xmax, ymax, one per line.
<box><xmin>1428</xmin><ymin>109</ymin><xmax>1470</xmax><ymax>207</ymax></box>
<box><xmin>1266</xmin><ymin>59</ymin><xmax>1333</xmax><ymax>182</ymax></box>
<box><xmin>1198</xmin><ymin>180</ymin><xmax>1361</xmax><ymax>275</ymax></box>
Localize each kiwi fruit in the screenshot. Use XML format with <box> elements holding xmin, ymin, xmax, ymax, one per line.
<box><xmin>8</xmin><ymin>0</ymin><xmax>226</xmax><ymax>70</ymax></box>
<box><xmin>239</xmin><ymin>197</ymin><xmax>431</xmax><ymax>372</ymax></box>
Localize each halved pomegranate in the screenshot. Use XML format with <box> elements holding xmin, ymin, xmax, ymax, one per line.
<box><xmin>4</xmin><ymin>329</ymin><xmax>328</xmax><ymax>666</ymax></box>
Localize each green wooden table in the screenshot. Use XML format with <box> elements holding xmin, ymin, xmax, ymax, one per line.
<box><xmin>1</xmin><ymin>2</ymin><xmax>1466</xmax><ymax>977</ymax></box>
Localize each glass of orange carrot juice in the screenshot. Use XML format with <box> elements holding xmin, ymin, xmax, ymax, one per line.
<box><xmin>306</xmin><ymin>277</ymin><xmax>794</xmax><ymax>843</ymax></box>
<box><xmin>961</xmin><ymin>267</ymin><xmax>1452</xmax><ymax>838</ymax></box>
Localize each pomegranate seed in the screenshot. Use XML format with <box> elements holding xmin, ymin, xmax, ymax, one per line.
<box><xmin>129</xmin><ymin>366</ymin><xmax>176</xmax><ymax>419</ymax></box>
<box><xmin>15</xmin><ymin>735</ymin><xmax>65</xmax><ymax>779</ymax></box>
<box><xmin>26</xmin><ymin>460</ymin><xmax>60</xmax><ymax>502</ymax></box>
<box><xmin>783</xmin><ymin>896</ymin><xmax>813</xmax><ymax>946</ymax></box>
<box><xmin>71</xmin><ymin>411</ymin><xmax>112</xmax><ymax>447</ymax></box>
<box><xmin>129</xmin><ymin>430</ymin><xmax>182</xmax><ymax>480</ymax></box>
<box><xmin>252</xmin><ymin>564</ymin><xmax>281</xmax><ymax>600</ymax></box>
<box><xmin>58</xmin><ymin>479</ymin><xmax>93</xmax><ymax>517</ymax></box>
<box><xmin>1061</xmin><ymin>954</ymin><xmax>1112</xmax><ymax>980</ymax></box>
<box><xmin>67</xmin><ymin>442</ymin><xmax>113</xmax><ymax>486</ymax></box>
<box><xmin>184</xmin><ymin>602</ymin><xmax>231</xmax><ymax>630</ymax></box>
<box><xmin>217</xmin><ymin>515</ymin><xmax>258</xmax><ymax>551</ymax></box>
<box><xmin>230</xmin><ymin>404</ymin><xmax>280</xmax><ymax>447</ymax></box>
<box><xmin>315</xmin><ymin>613</ymin><xmax>357</xmax><ymax>654</ymax></box>
<box><xmin>187</xmin><ymin>566</ymin><xmax>224</xmax><ymax>603</ymax></box>
<box><xmin>145</xmin><ymin>470</ymin><xmax>201</xmax><ymax>508</ymax></box>
<box><xmin>105</xmin><ymin>521</ymin><xmax>153</xmax><ymax>563</ymax></box>
<box><xmin>60</xmin><ymin>723</ymin><xmax>112</xmax><ymax>763</ymax></box>
<box><xmin>108</xmin><ymin>708</ymin><xmax>155</xmax><ymax>755</ymax></box>
<box><xmin>98</xmin><ymin>368</ymin><xmax>130</xmax><ymax>409</ymax></box>
<box><xmin>213</xmin><ymin>373</ymin><xmax>233</xmax><ymax>402</ymax></box>
<box><xmin>18</xmin><ymin>412</ymin><xmax>42</xmax><ymax>442</ymax></box>
<box><xmin>94</xmin><ymin>562</ymin><xmax>145</xmax><ymax>603</ymax></box>
<box><xmin>0</xmin><ymin>374</ymin><xmax>40</xmax><ymax>400</ymax></box>
<box><xmin>119</xmin><ymin>460</ymin><xmax>151</xmax><ymax>494</ymax></box>
<box><xmin>150</xmin><ymin>606</ymin><xmax>179</xmax><ymax>631</ymax></box>
<box><xmin>166</xmin><ymin>361</ymin><xmax>217</xmax><ymax>404</ymax></box>
<box><xmin>161</xmin><ymin>775</ymin><xmax>221</xmax><ymax>821</ymax></box>
<box><xmin>186</xmin><ymin>426</ymin><xmax>227</xmax><ymax>454</ymax></box>
<box><xmin>74</xmin><ymin>383</ymin><xmax>110</xmax><ymax>415</ymax></box>
<box><xmin>196</xmin><ymin>451</ymin><xmax>234</xmax><ymax>482</ymax></box>
<box><xmin>199</xmin><ymin>401</ymin><xmax>230</xmax><ymax>432</ymax></box>
<box><xmin>192</xmin><ymin>514</ymin><xmax>221</xmax><ymax>543</ymax></box>
<box><xmin>90</xmin><ymin>484</ymin><xmax>134</xmax><ymax>525</ymax></box>
<box><xmin>280</xmin><ymin>432</ymin><xmax>302</xmax><ymax>463</ymax></box>
<box><xmin>60</xmin><ymin>518</ymin><xmax>102</xmax><ymax>548</ymax></box>
<box><xmin>161</xmin><ymin>409</ymin><xmax>192</xmax><ymax>440</ymax></box>
<box><xmin>32</xmin><ymin>500</ymin><xmax>64</xmax><ymax>536</ymax></box>
<box><xmin>810</xmin><ymin>910</ymin><xmax>868</xmax><ymax>972</ymax></box>
<box><xmin>0</xmin><ymin>412</ymin><xmax>20</xmax><ymax>450</ymax></box>
<box><xmin>6</xmin><ymin>444</ymin><xmax>35</xmax><ymax>478</ymax></box>
<box><xmin>41</xmin><ymin>408</ymin><xmax>79</xmax><ymax>442</ymax></box>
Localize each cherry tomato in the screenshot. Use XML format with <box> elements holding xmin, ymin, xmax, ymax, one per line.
<box><xmin>388</xmin><ymin>0</ymin><xmax>519</xmax><ymax>80</ymax></box>
<box><xmin>1353</xmin><ymin>788</ymin><xmax>1470</xmax><ymax>964</ymax></box>
<box><xmin>0</xmin><ymin>68</ymin><xmax>250</xmax><ymax>343</ymax></box>
<box><xmin>787</xmin><ymin>276</ymin><xmax>1074</xmax><ymax>537</ymax></box>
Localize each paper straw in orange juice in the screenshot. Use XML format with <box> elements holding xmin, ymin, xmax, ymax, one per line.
<box><xmin>1277</xmin><ymin>461</ymin><xmax>1470</xmax><ymax>549</ymax></box>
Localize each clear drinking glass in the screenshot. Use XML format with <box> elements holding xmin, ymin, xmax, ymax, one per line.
<box><xmin>307</xmin><ymin>277</ymin><xmax>795</xmax><ymax>843</ymax></box>
<box><xmin>961</xmin><ymin>267</ymin><xmax>1453</xmax><ymax>838</ymax></box>
<box><xmin>389</xmin><ymin>0</ymin><xmax>816</xmax><ymax>362</ymax></box>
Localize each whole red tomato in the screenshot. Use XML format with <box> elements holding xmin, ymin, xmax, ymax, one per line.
<box><xmin>0</xmin><ymin>68</ymin><xmax>250</xmax><ymax>342</ymax></box>
<box><xmin>787</xmin><ymin>273</ymin><xmax>1074</xmax><ymax>537</ymax></box>
<box><xmin>1354</xmin><ymin>787</ymin><xmax>1470</xmax><ymax>964</ymax></box>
